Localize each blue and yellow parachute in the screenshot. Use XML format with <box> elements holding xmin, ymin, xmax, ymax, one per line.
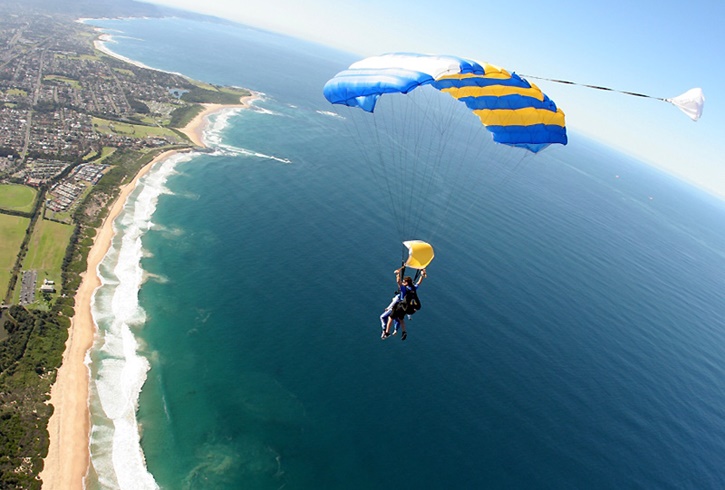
<box><xmin>323</xmin><ymin>53</ymin><xmax>567</xmax><ymax>153</ymax></box>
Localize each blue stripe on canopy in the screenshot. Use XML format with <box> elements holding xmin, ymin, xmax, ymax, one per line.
<box><xmin>487</xmin><ymin>124</ymin><xmax>568</xmax><ymax>152</ymax></box>
<box><xmin>459</xmin><ymin>95</ymin><xmax>559</xmax><ymax>112</ymax></box>
<box><xmin>432</xmin><ymin>74</ymin><xmax>532</xmax><ymax>90</ymax></box>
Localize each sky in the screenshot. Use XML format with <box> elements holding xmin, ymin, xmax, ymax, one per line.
<box><xmin>141</xmin><ymin>0</ymin><xmax>725</xmax><ymax>198</ymax></box>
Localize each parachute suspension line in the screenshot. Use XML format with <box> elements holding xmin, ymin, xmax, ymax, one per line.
<box><xmin>373</xmin><ymin>91</ymin><xmax>438</xmax><ymax>241</ymax></box>
<box><xmin>387</xmin><ymin>94</ymin><xmax>413</xmax><ymax>239</ymax></box>
<box><xmin>493</xmin><ymin>150</ymin><xmax>530</xmax><ymax>188</ymax></box>
<box><xmin>400</xmin><ymin>91</ymin><xmax>422</xmax><ymax>237</ymax></box>
<box><xmin>520</xmin><ymin>74</ymin><xmax>705</xmax><ymax>121</ymax></box>
<box><xmin>381</xmin><ymin>88</ymin><xmax>441</xmax><ymax>241</ymax></box>
<box><xmin>372</xmin><ymin>112</ymin><xmax>407</xmax><ymax>239</ymax></box>
<box><xmin>424</xmin><ymin>95</ymin><xmax>502</xmax><ymax>243</ymax></box>
<box><xmin>520</xmin><ymin>74</ymin><xmax>667</xmax><ymax>100</ymax></box>
<box><xmin>409</xmin><ymin>89</ymin><xmax>449</xmax><ymax>238</ymax></box>
<box><xmin>403</xmin><ymin>89</ymin><xmax>447</xmax><ymax>238</ymax></box>
<box><xmin>407</xmin><ymin>92</ymin><xmax>447</xmax><ymax>238</ymax></box>
<box><xmin>335</xmin><ymin>104</ymin><xmax>407</xmax><ymax>240</ymax></box>
<box><xmin>403</xmin><ymin>88</ymin><xmax>476</xmax><ymax>240</ymax></box>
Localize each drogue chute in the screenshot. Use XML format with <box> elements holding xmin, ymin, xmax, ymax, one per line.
<box><xmin>666</xmin><ymin>88</ymin><xmax>705</xmax><ymax>121</ymax></box>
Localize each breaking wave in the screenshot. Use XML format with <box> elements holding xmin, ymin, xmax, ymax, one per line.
<box><xmin>88</xmin><ymin>152</ymin><xmax>194</xmax><ymax>490</ymax></box>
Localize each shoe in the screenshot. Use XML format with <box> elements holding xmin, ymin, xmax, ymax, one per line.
<box><xmin>401</xmin><ymin>331</ymin><xmax>407</xmax><ymax>341</ymax></box>
<box><xmin>392</xmin><ymin>329</ymin><xmax>398</xmax><ymax>336</ymax></box>
<box><xmin>381</xmin><ymin>331</ymin><xmax>390</xmax><ymax>340</ymax></box>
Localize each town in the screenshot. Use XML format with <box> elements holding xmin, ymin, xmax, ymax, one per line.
<box><xmin>0</xmin><ymin>10</ymin><xmax>202</xmax><ymax>194</ymax></box>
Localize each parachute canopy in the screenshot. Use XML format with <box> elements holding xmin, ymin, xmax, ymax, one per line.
<box><xmin>323</xmin><ymin>53</ymin><xmax>567</xmax><ymax>153</ymax></box>
<box><xmin>403</xmin><ymin>240</ymin><xmax>435</xmax><ymax>269</ymax></box>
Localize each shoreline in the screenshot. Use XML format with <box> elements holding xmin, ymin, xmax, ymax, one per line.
<box><xmin>90</xmin><ymin>24</ymin><xmax>261</xmax><ymax>150</ymax></box>
<box><xmin>40</xmin><ymin>149</ymin><xmax>179</xmax><ymax>490</ymax></box>
<box><xmin>40</xmin><ymin>23</ymin><xmax>261</xmax><ymax>489</ymax></box>
<box><xmin>39</xmin><ymin>93</ymin><xmax>259</xmax><ymax>490</ymax></box>
<box><xmin>178</xmin><ymin>94</ymin><xmax>261</xmax><ymax>148</ymax></box>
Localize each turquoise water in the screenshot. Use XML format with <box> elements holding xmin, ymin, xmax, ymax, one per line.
<box><xmin>87</xmin><ymin>17</ymin><xmax>725</xmax><ymax>489</ymax></box>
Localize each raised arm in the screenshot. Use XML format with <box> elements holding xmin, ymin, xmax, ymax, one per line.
<box><xmin>415</xmin><ymin>268</ymin><xmax>427</xmax><ymax>287</ymax></box>
<box><xmin>394</xmin><ymin>267</ymin><xmax>403</xmax><ymax>286</ymax></box>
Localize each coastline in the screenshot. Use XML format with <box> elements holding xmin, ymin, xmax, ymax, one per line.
<box><xmin>91</xmin><ymin>24</ymin><xmax>260</xmax><ymax>150</ymax></box>
<box><xmin>39</xmin><ymin>95</ymin><xmax>259</xmax><ymax>490</ymax></box>
<box><xmin>40</xmin><ymin>149</ymin><xmax>179</xmax><ymax>490</ymax></box>
<box><xmin>178</xmin><ymin>94</ymin><xmax>260</xmax><ymax>148</ymax></box>
<box><xmin>39</xmin><ymin>23</ymin><xmax>261</xmax><ymax>489</ymax></box>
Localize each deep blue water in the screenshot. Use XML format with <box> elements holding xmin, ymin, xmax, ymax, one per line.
<box><xmin>87</xmin><ymin>17</ymin><xmax>725</xmax><ymax>489</ymax></box>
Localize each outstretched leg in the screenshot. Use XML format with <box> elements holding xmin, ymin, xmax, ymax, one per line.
<box><xmin>380</xmin><ymin>309</ymin><xmax>391</xmax><ymax>330</ymax></box>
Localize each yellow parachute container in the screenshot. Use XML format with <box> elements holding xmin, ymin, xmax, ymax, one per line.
<box><xmin>403</xmin><ymin>240</ymin><xmax>435</xmax><ymax>269</ymax></box>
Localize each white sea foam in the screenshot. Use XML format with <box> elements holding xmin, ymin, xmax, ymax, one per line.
<box><xmin>317</xmin><ymin>110</ymin><xmax>344</xmax><ymax>119</ymax></box>
<box><xmin>203</xmin><ymin>109</ymin><xmax>292</xmax><ymax>164</ymax></box>
<box><xmin>91</xmin><ymin>29</ymin><xmax>186</xmax><ymax>77</ymax></box>
<box><xmin>89</xmin><ymin>152</ymin><xmax>194</xmax><ymax>490</ymax></box>
<box><xmin>249</xmin><ymin>106</ymin><xmax>281</xmax><ymax>117</ymax></box>
<box><xmin>212</xmin><ymin>144</ymin><xmax>292</xmax><ymax>164</ymax></box>
<box><xmin>203</xmin><ymin>107</ymin><xmax>243</xmax><ymax>147</ymax></box>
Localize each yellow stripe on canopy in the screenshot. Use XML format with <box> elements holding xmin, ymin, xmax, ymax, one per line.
<box><xmin>441</xmin><ymin>85</ymin><xmax>546</xmax><ymax>101</ymax></box>
<box><xmin>481</xmin><ymin>63</ymin><xmax>510</xmax><ymax>76</ymax></box>
<box><xmin>437</xmin><ymin>70</ymin><xmax>511</xmax><ymax>81</ymax></box>
<box><xmin>474</xmin><ymin>107</ymin><xmax>566</xmax><ymax>127</ymax></box>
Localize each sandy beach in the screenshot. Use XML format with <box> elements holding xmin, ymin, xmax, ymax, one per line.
<box><xmin>178</xmin><ymin>94</ymin><xmax>260</xmax><ymax>147</ymax></box>
<box><xmin>40</xmin><ymin>92</ymin><xmax>257</xmax><ymax>488</ymax></box>
<box><xmin>40</xmin><ymin>149</ymin><xmax>179</xmax><ymax>490</ymax></box>
<box><xmin>39</xmin><ymin>29</ymin><xmax>260</xmax><ymax>488</ymax></box>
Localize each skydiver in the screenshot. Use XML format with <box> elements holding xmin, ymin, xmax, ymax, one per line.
<box><xmin>381</xmin><ymin>267</ymin><xmax>426</xmax><ymax>341</ymax></box>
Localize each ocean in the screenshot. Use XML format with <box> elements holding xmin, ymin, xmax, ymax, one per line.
<box><xmin>85</xmin><ymin>17</ymin><xmax>725</xmax><ymax>489</ymax></box>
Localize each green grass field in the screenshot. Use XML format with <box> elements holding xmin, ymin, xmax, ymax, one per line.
<box><xmin>5</xmin><ymin>88</ymin><xmax>27</xmax><ymax>97</ymax></box>
<box><xmin>43</xmin><ymin>75</ymin><xmax>81</xmax><ymax>89</ymax></box>
<box><xmin>0</xmin><ymin>183</ymin><xmax>38</xmax><ymax>213</ymax></box>
<box><xmin>84</xmin><ymin>146</ymin><xmax>117</xmax><ymax>163</ymax></box>
<box><xmin>113</xmin><ymin>67</ymin><xmax>135</xmax><ymax>77</ymax></box>
<box><xmin>98</xmin><ymin>146</ymin><xmax>117</xmax><ymax>162</ymax></box>
<box><xmin>18</xmin><ymin>218</ymin><xmax>74</xmax><ymax>303</ymax></box>
<box><xmin>0</xmin><ymin>214</ymin><xmax>30</xmax><ymax>300</ymax></box>
<box><xmin>92</xmin><ymin>117</ymin><xmax>185</xmax><ymax>142</ymax></box>
<box><xmin>55</xmin><ymin>53</ymin><xmax>98</xmax><ymax>61</ymax></box>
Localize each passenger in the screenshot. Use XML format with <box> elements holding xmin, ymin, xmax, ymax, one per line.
<box><xmin>380</xmin><ymin>295</ymin><xmax>401</xmax><ymax>336</ymax></box>
<box><xmin>381</xmin><ymin>267</ymin><xmax>426</xmax><ymax>341</ymax></box>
